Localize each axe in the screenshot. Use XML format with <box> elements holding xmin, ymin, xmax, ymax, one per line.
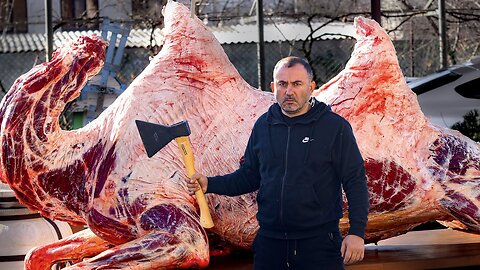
<box><xmin>135</xmin><ymin>120</ymin><xmax>214</xmax><ymax>228</ymax></box>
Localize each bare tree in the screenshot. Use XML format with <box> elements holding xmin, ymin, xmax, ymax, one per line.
<box><xmin>259</xmin><ymin>0</ymin><xmax>480</xmax><ymax>78</ymax></box>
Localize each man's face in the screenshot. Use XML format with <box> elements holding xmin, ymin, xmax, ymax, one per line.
<box><xmin>271</xmin><ymin>63</ymin><xmax>316</xmax><ymax>117</ymax></box>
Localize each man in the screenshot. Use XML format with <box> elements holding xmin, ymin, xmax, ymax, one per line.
<box><xmin>187</xmin><ymin>56</ymin><xmax>369</xmax><ymax>269</ymax></box>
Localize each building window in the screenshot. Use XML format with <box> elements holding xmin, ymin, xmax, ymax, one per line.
<box><xmin>60</xmin><ymin>0</ymin><xmax>99</xmax><ymax>31</ymax></box>
<box><xmin>0</xmin><ymin>0</ymin><xmax>27</xmax><ymax>33</ymax></box>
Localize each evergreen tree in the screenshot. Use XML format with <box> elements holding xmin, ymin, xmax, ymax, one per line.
<box><xmin>451</xmin><ymin>109</ymin><xmax>480</xmax><ymax>142</ymax></box>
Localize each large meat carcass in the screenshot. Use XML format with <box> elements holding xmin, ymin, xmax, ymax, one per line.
<box><xmin>314</xmin><ymin>17</ymin><xmax>480</xmax><ymax>241</ymax></box>
<box><xmin>0</xmin><ymin>1</ymin><xmax>479</xmax><ymax>269</ymax></box>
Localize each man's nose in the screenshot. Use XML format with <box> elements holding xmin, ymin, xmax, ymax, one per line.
<box><xmin>285</xmin><ymin>84</ymin><xmax>294</xmax><ymax>95</ymax></box>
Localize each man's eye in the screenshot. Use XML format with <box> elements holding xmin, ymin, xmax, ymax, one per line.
<box><xmin>278</xmin><ymin>82</ymin><xmax>287</xmax><ymax>87</ymax></box>
<box><xmin>294</xmin><ymin>82</ymin><xmax>302</xmax><ymax>87</ymax></box>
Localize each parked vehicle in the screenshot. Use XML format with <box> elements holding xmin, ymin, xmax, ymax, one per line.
<box><xmin>408</xmin><ymin>56</ymin><xmax>480</xmax><ymax>128</ymax></box>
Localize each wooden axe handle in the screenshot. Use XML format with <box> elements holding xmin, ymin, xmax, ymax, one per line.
<box><xmin>175</xmin><ymin>136</ymin><xmax>214</xmax><ymax>229</ymax></box>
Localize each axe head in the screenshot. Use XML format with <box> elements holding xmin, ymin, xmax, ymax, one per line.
<box><xmin>135</xmin><ymin>120</ymin><xmax>191</xmax><ymax>158</ymax></box>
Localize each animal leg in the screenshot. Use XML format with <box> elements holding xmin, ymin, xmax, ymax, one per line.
<box><xmin>63</xmin><ymin>227</ymin><xmax>209</xmax><ymax>269</ymax></box>
<box><xmin>24</xmin><ymin>228</ymin><xmax>113</xmax><ymax>270</ymax></box>
<box><xmin>432</xmin><ymin>134</ymin><xmax>480</xmax><ymax>231</ymax></box>
<box><xmin>64</xmin><ymin>205</ymin><xmax>209</xmax><ymax>269</ymax></box>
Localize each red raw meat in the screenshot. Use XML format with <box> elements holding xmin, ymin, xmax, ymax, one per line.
<box><xmin>1</xmin><ymin>1</ymin><xmax>479</xmax><ymax>269</ymax></box>
<box><xmin>315</xmin><ymin>17</ymin><xmax>480</xmax><ymax>241</ymax></box>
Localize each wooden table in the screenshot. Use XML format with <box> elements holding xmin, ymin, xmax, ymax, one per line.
<box><xmin>208</xmin><ymin>228</ymin><xmax>480</xmax><ymax>269</ymax></box>
<box><xmin>348</xmin><ymin>229</ymin><xmax>480</xmax><ymax>270</ymax></box>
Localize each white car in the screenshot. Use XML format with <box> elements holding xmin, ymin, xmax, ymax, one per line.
<box><xmin>408</xmin><ymin>56</ymin><xmax>480</xmax><ymax>128</ymax></box>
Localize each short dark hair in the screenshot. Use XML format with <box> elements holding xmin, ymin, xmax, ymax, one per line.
<box><xmin>273</xmin><ymin>56</ymin><xmax>314</xmax><ymax>81</ymax></box>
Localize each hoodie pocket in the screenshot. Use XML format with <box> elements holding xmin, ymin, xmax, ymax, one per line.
<box><xmin>256</xmin><ymin>178</ymin><xmax>281</xmax><ymax>225</ymax></box>
<box><xmin>283</xmin><ymin>183</ymin><xmax>322</xmax><ymax>227</ymax></box>
<box><xmin>327</xmin><ymin>231</ymin><xmax>343</xmax><ymax>258</ymax></box>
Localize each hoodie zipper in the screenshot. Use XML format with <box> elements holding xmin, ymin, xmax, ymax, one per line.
<box><xmin>280</xmin><ymin>126</ymin><xmax>291</xmax><ymax>230</ymax></box>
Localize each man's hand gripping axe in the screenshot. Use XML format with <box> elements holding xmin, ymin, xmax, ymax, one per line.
<box><xmin>135</xmin><ymin>120</ymin><xmax>214</xmax><ymax>228</ymax></box>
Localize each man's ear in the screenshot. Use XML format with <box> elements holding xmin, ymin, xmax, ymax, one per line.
<box><xmin>270</xmin><ymin>81</ymin><xmax>275</xmax><ymax>93</ymax></box>
<box><xmin>310</xmin><ymin>81</ymin><xmax>316</xmax><ymax>92</ymax></box>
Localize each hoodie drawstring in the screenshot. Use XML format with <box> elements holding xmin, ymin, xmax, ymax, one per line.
<box><xmin>286</xmin><ymin>238</ymin><xmax>290</xmax><ymax>268</ymax></box>
<box><xmin>294</xmin><ymin>239</ymin><xmax>297</xmax><ymax>256</ymax></box>
<box><xmin>286</xmin><ymin>238</ymin><xmax>298</xmax><ymax>268</ymax></box>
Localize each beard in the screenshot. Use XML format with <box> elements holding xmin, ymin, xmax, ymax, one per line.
<box><xmin>280</xmin><ymin>96</ymin><xmax>310</xmax><ymax>116</ymax></box>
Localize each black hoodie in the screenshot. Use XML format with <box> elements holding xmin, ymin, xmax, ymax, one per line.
<box><xmin>207</xmin><ymin>99</ymin><xmax>369</xmax><ymax>239</ymax></box>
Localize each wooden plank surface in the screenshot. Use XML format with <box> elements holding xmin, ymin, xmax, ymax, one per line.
<box><xmin>206</xmin><ymin>228</ymin><xmax>480</xmax><ymax>269</ymax></box>
<box><xmin>348</xmin><ymin>229</ymin><xmax>480</xmax><ymax>270</ymax></box>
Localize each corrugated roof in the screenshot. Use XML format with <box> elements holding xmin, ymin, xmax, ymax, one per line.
<box><xmin>0</xmin><ymin>28</ymin><xmax>164</xmax><ymax>53</ymax></box>
<box><xmin>0</xmin><ymin>22</ymin><xmax>355</xmax><ymax>53</ymax></box>
<box><xmin>210</xmin><ymin>22</ymin><xmax>355</xmax><ymax>44</ymax></box>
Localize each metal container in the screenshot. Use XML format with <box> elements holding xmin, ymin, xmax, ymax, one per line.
<box><xmin>0</xmin><ymin>183</ymin><xmax>72</xmax><ymax>270</ymax></box>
